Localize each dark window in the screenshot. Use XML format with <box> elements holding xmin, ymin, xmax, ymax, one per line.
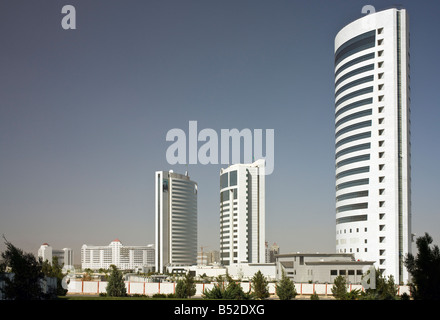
<box><xmin>220</xmin><ymin>173</ymin><xmax>228</xmax><ymax>189</ymax></box>
<box><xmin>229</xmin><ymin>170</ymin><xmax>237</xmax><ymax>186</ymax></box>
<box><xmin>221</xmin><ymin>190</ymin><xmax>230</xmax><ymax>202</ymax></box>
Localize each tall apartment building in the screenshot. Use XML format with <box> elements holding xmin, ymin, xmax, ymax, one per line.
<box><xmin>38</xmin><ymin>243</ymin><xmax>74</xmax><ymax>267</ymax></box>
<box><xmin>155</xmin><ymin>171</ymin><xmax>198</xmax><ymax>273</ymax></box>
<box><xmin>81</xmin><ymin>239</ymin><xmax>154</xmax><ymax>271</ymax></box>
<box><xmin>219</xmin><ymin>159</ymin><xmax>265</xmax><ymax>266</ymax></box>
<box><xmin>334</xmin><ymin>7</ymin><xmax>411</xmax><ymax>283</ymax></box>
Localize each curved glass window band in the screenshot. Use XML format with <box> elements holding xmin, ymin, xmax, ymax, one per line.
<box><xmin>335</xmin><ymin>120</ymin><xmax>371</xmax><ymax>138</ymax></box>
<box><xmin>336</xmin><ymin>132</ymin><xmax>371</xmax><ymax>149</ymax></box>
<box><xmin>335</xmin><ymin>75</ymin><xmax>374</xmax><ymax>98</ymax></box>
<box><xmin>336</xmin><ymin>215</ymin><xmax>367</xmax><ymax>225</ymax></box>
<box><xmin>336</xmin><ymin>178</ymin><xmax>369</xmax><ymax>191</ymax></box>
<box><xmin>336</xmin><ymin>190</ymin><xmax>369</xmax><ymax>201</ymax></box>
<box><xmin>336</xmin><ymin>166</ymin><xmax>370</xmax><ymax>179</ymax></box>
<box><xmin>336</xmin><ymin>154</ymin><xmax>370</xmax><ymax>169</ymax></box>
<box><xmin>335</xmin><ymin>30</ymin><xmax>376</xmax><ymax>66</ymax></box>
<box><xmin>336</xmin><ymin>143</ymin><xmax>371</xmax><ymax>159</ymax></box>
<box><xmin>336</xmin><ymin>98</ymin><xmax>372</xmax><ymax>119</ymax></box>
<box><xmin>335</xmin><ymin>53</ymin><xmax>375</xmax><ymax>78</ymax></box>
<box><xmin>335</xmin><ymin>64</ymin><xmax>375</xmax><ymax>88</ymax></box>
<box><xmin>336</xmin><ymin>109</ymin><xmax>372</xmax><ymax>129</ymax></box>
<box><xmin>336</xmin><ymin>87</ymin><xmax>373</xmax><ymax>108</ymax></box>
<box><xmin>336</xmin><ymin>202</ymin><xmax>368</xmax><ymax>213</ymax></box>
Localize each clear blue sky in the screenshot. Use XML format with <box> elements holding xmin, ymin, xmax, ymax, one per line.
<box><xmin>1</xmin><ymin>0</ymin><xmax>439</xmax><ymax>264</ymax></box>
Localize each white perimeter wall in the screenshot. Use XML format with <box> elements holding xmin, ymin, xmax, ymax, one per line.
<box><xmin>67</xmin><ymin>280</ymin><xmax>410</xmax><ymax>297</ymax></box>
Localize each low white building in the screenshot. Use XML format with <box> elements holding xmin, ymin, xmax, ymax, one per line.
<box><xmin>81</xmin><ymin>239</ymin><xmax>154</xmax><ymax>271</ymax></box>
<box><xmin>165</xmin><ymin>262</ymin><xmax>276</xmax><ymax>281</ymax></box>
<box><xmin>276</xmin><ymin>253</ymin><xmax>374</xmax><ymax>284</ymax></box>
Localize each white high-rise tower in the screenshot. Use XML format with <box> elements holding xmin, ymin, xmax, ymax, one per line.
<box><xmin>155</xmin><ymin>170</ymin><xmax>198</xmax><ymax>273</ymax></box>
<box><xmin>334</xmin><ymin>7</ymin><xmax>411</xmax><ymax>283</ymax></box>
<box><xmin>219</xmin><ymin>159</ymin><xmax>265</xmax><ymax>266</ymax></box>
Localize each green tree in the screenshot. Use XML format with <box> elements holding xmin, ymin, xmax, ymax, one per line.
<box><xmin>276</xmin><ymin>270</ymin><xmax>297</xmax><ymax>300</ymax></box>
<box><xmin>251</xmin><ymin>270</ymin><xmax>269</xmax><ymax>300</ymax></box>
<box><xmin>0</xmin><ymin>237</ymin><xmax>45</xmax><ymax>300</ymax></box>
<box><xmin>41</xmin><ymin>256</ymin><xmax>68</xmax><ymax>296</ymax></box>
<box><xmin>202</xmin><ymin>283</ymin><xmax>225</xmax><ymax>299</ymax></box>
<box><xmin>361</xmin><ymin>268</ymin><xmax>398</xmax><ymax>300</ymax></box>
<box><xmin>331</xmin><ymin>275</ymin><xmax>347</xmax><ymax>300</ymax></box>
<box><xmin>82</xmin><ymin>268</ymin><xmax>93</xmax><ymax>281</ymax></box>
<box><xmin>404</xmin><ymin>232</ymin><xmax>440</xmax><ymax>299</ymax></box>
<box><xmin>310</xmin><ymin>291</ymin><xmax>319</xmax><ymax>300</ymax></box>
<box><xmin>106</xmin><ymin>265</ymin><xmax>127</xmax><ymax>297</ymax></box>
<box><xmin>345</xmin><ymin>288</ymin><xmax>361</xmax><ymax>300</ymax></box>
<box><xmin>223</xmin><ymin>274</ymin><xmax>251</xmax><ymax>300</ymax></box>
<box><xmin>203</xmin><ymin>273</ymin><xmax>251</xmax><ymax>300</ymax></box>
<box><xmin>175</xmin><ymin>272</ymin><xmax>197</xmax><ymax>299</ymax></box>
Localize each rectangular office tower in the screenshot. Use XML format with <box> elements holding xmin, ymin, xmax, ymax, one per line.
<box><xmin>155</xmin><ymin>170</ymin><xmax>198</xmax><ymax>273</ymax></box>
<box><xmin>334</xmin><ymin>7</ymin><xmax>411</xmax><ymax>283</ymax></box>
<box><xmin>220</xmin><ymin>159</ymin><xmax>265</xmax><ymax>266</ymax></box>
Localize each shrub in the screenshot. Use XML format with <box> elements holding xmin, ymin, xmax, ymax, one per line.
<box><xmin>310</xmin><ymin>291</ymin><xmax>319</xmax><ymax>300</ymax></box>
<box><xmin>203</xmin><ymin>274</ymin><xmax>251</xmax><ymax>300</ymax></box>
<box><xmin>106</xmin><ymin>265</ymin><xmax>127</xmax><ymax>297</ymax></box>
<box><xmin>331</xmin><ymin>275</ymin><xmax>347</xmax><ymax>300</ymax></box>
<box><xmin>175</xmin><ymin>272</ymin><xmax>196</xmax><ymax>299</ymax></box>
<box><xmin>276</xmin><ymin>270</ymin><xmax>297</xmax><ymax>300</ymax></box>
<box><xmin>251</xmin><ymin>270</ymin><xmax>270</xmax><ymax>300</ymax></box>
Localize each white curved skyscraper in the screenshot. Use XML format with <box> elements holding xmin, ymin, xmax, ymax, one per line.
<box><xmin>220</xmin><ymin>159</ymin><xmax>265</xmax><ymax>266</ymax></box>
<box><xmin>155</xmin><ymin>171</ymin><xmax>198</xmax><ymax>273</ymax></box>
<box><xmin>334</xmin><ymin>7</ymin><xmax>411</xmax><ymax>283</ymax></box>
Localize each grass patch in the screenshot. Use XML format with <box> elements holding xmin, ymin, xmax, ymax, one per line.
<box><xmin>58</xmin><ymin>295</ymin><xmax>151</xmax><ymax>300</ymax></box>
